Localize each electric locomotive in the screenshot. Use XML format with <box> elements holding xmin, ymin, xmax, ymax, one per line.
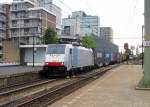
<box><xmin>43</xmin><ymin>44</ymin><xmax>94</xmax><ymax>76</ymax></box>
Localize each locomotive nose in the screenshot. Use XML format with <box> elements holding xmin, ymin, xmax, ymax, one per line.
<box><xmin>61</xmin><ymin>62</ymin><xmax>64</xmax><ymax>66</ymax></box>
<box><xmin>44</xmin><ymin>62</ymin><xmax>64</xmax><ymax>66</ymax></box>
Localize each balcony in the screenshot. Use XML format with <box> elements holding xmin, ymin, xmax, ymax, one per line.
<box><xmin>0</xmin><ymin>9</ymin><xmax>5</xmax><ymax>14</ymax></box>
<box><xmin>11</xmin><ymin>17</ymin><xmax>41</xmax><ymax>21</ymax></box>
<box><xmin>11</xmin><ymin>33</ymin><xmax>41</xmax><ymax>37</ymax></box>
<box><xmin>0</xmin><ymin>33</ymin><xmax>5</xmax><ymax>38</ymax></box>
<box><xmin>10</xmin><ymin>7</ymin><xmax>27</xmax><ymax>12</ymax></box>
<box><xmin>0</xmin><ymin>27</ymin><xmax>6</xmax><ymax>31</ymax></box>
<box><xmin>11</xmin><ymin>23</ymin><xmax>41</xmax><ymax>29</ymax></box>
<box><xmin>28</xmin><ymin>14</ymin><xmax>41</xmax><ymax>19</ymax></box>
<box><xmin>0</xmin><ymin>17</ymin><xmax>6</xmax><ymax>22</ymax></box>
<box><xmin>0</xmin><ymin>6</ymin><xmax>5</xmax><ymax>13</ymax></box>
<box><xmin>0</xmin><ymin>50</ymin><xmax>2</xmax><ymax>55</ymax></box>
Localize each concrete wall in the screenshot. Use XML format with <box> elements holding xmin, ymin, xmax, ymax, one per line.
<box><xmin>22</xmin><ymin>46</ymin><xmax>47</xmax><ymax>66</ymax></box>
<box><xmin>2</xmin><ymin>40</ymin><xmax>20</xmax><ymax>63</ymax></box>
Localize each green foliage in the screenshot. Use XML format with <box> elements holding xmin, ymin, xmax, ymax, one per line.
<box><xmin>82</xmin><ymin>35</ymin><xmax>96</xmax><ymax>48</ymax></box>
<box><xmin>43</xmin><ymin>27</ymin><xmax>58</xmax><ymax>44</ymax></box>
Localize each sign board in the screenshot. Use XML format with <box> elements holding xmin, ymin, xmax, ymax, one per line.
<box><xmin>143</xmin><ymin>41</ymin><xmax>150</xmax><ymax>47</ymax></box>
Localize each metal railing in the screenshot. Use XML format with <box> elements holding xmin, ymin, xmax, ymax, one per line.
<box><xmin>11</xmin><ymin>23</ymin><xmax>41</xmax><ymax>28</ymax></box>
<box><xmin>0</xmin><ymin>42</ymin><xmax>2</xmax><ymax>46</ymax></box>
<box><xmin>10</xmin><ymin>7</ymin><xmax>27</xmax><ymax>12</ymax></box>
<box><xmin>11</xmin><ymin>33</ymin><xmax>41</xmax><ymax>37</ymax></box>
<box><xmin>11</xmin><ymin>15</ymin><xmax>41</xmax><ymax>20</ymax></box>
<box><xmin>0</xmin><ymin>50</ymin><xmax>2</xmax><ymax>55</ymax></box>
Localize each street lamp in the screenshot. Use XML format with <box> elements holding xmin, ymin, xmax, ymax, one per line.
<box><xmin>32</xmin><ymin>33</ymin><xmax>35</xmax><ymax>67</ymax></box>
<box><xmin>142</xmin><ymin>25</ymin><xmax>144</xmax><ymax>69</ymax></box>
<box><xmin>32</xmin><ymin>25</ymin><xmax>41</xmax><ymax>67</ymax></box>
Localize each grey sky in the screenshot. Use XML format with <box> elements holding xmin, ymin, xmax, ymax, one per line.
<box><xmin>54</xmin><ymin>0</ymin><xmax>144</xmax><ymax>50</ymax></box>
<box><xmin>0</xmin><ymin>0</ymin><xmax>144</xmax><ymax>51</ymax></box>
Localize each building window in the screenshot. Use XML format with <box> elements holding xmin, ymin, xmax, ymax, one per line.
<box><xmin>64</xmin><ymin>26</ymin><xmax>70</xmax><ymax>35</ymax></box>
<box><xmin>14</xmin><ymin>4</ymin><xmax>17</xmax><ymax>10</ymax></box>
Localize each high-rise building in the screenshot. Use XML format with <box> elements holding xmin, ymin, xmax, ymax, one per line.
<box><xmin>62</xmin><ymin>18</ymin><xmax>80</xmax><ymax>36</ymax></box>
<box><xmin>62</xmin><ymin>11</ymin><xmax>100</xmax><ymax>37</ymax></box>
<box><xmin>100</xmin><ymin>27</ymin><xmax>113</xmax><ymax>42</ymax></box>
<box><xmin>72</xmin><ymin>11</ymin><xmax>100</xmax><ymax>36</ymax></box>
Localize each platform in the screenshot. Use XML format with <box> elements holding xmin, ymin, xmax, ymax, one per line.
<box><xmin>0</xmin><ymin>66</ymin><xmax>42</xmax><ymax>76</ymax></box>
<box><xmin>0</xmin><ymin>66</ymin><xmax>42</xmax><ymax>89</ymax></box>
<box><xmin>49</xmin><ymin>65</ymin><xmax>150</xmax><ymax>107</ymax></box>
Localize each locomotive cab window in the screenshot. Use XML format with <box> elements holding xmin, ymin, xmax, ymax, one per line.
<box><xmin>70</xmin><ymin>49</ymin><xmax>72</xmax><ymax>54</ymax></box>
<box><xmin>47</xmin><ymin>45</ymin><xmax>65</xmax><ymax>54</ymax></box>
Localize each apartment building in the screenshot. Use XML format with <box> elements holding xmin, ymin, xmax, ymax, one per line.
<box><xmin>10</xmin><ymin>0</ymin><xmax>56</xmax><ymax>44</ymax></box>
<box><xmin>25</xmin><ymin>0</ymin><xmax>61</xmax><ymax>35</ymax></box>
<box><xmin>0</xmin><ymin>0</ymin><xmax>56</xmax><ymax>63</ymax></box>
<box><xmin>62</xmin><ymin>11</ymin><xmax>100</xmax><ymax>37</ymax></box>
<box><xmin>0</xmin><ymin>4</ymin><xmax>7</xmax><ymax>61</ymax></box>
<box><xmin>100</xmin><ymin>27</ymin><xmax>113</xmax><ymax>42</ymax></box>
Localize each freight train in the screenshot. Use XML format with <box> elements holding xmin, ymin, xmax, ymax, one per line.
<box><xmin>42</xmin><ymin>36</ymin><xmax>120</xmax><ymax>77</ymax></box>
<box><xmin>92</xmin><ymin>36</ymin><xmax>118</xmax><ymax>67</ymax></box>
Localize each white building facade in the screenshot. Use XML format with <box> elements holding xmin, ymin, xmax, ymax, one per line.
<box><xmin>72</xmin><ymin>11</ymin><xmax>100</xmax><ymax>37</ymax></box>
<box><xmin>62</xmin><ymin>11</ymin><xmax>100</xmax><ymax>37</ymax></box>
<box><xmin>61</xmin><ymin>18</ymin><xmax>80</xmax><ymax>36</ymax></box>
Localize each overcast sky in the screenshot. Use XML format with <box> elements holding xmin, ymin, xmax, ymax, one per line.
<box><xmin>54</xmin><ymin>0</ymin><xmax>144</xmax><ymax>51</ymax></box>
<box><xmin>0</xmin><ymin>0</ymin><xmax>144</xmax><ymax>51</ymax></box>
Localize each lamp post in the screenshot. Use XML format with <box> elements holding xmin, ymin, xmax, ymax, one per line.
<box><xmin>32</xmin><ymin>33</ymin><xmax>35</xmax><ymax>67</ymax></box>
<box><xmin>32</xmin><ymin>25</ymin><xmax>41</xmax><ymax>67</ymax></box>
<box><xmin>142</xmin><ymin>25</ymin><xmax>144</xmax><ymax>69</ymax></box>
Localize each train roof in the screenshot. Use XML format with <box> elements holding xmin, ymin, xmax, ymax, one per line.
<box><xmin>47</xmin><ymin>44</ymin><xmax>92</xmax><ymax>51</ymax></box>
<box><xmin>92</xmin><ymin>36</ymin><xmax>118</xmax><ymax>52</ymax></box>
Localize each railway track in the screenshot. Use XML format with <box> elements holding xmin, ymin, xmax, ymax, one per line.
<box><xmin>0</xmin><ymin>78</ymin><xmax>70</xmax><ymax>106</ymax></box>
<box><xmin>0</xmin><ymin>64</ymin><xmax>120</xmax><ymax>107</ymax></box>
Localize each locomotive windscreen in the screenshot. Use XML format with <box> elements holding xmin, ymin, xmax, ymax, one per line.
<box><xmin>47</xmin><ymin>45</ymin><xmax>65</xmax><ymax>54</ymax></box>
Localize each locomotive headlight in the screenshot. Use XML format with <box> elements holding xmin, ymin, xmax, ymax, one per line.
<box><xmin>61</xmin><ymin>62</ymin><xmax>64</xmax><ymax>66</ymax></box>
<box><xmin>45</xmin><ymin>62</ymin><xmax>49</xmax><ymax>65</ymax></box>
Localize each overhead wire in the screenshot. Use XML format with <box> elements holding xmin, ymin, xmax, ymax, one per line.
<box><xmin>81</xmin><ymin>0</ymin><xmax>97</xmax><ymax>15</ymax></box>
<box><xmin>56</xmin><ymin>0</ymin><xmax>141</xmax><ymax>39</ymax></box>
<box><xmin>55</xmin><ymin>0</ymin><xmax>75</xmax><ymax>17</ymax></box>
<box><xmin>58</xmin><ymin>0</ymin><xmax>74</xmax><ymax>11</ymax></box>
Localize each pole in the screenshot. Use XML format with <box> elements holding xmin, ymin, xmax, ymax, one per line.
<box><xmin>139</xmin><ymin>0</ymin><xmax>150</xmax><ymax>87</ymax></box>
<box><xmin>33</xmin><ymin>34</ymin><xmax>35</xmax><ymax>67</ymax></box>
<box><xmin>142</xmin><ymin>25</ymin><xmax>144</xmax><ymax>69</ymax></box>
<box><xmin>75</xmin><ymin>15</ymin><xmax>78</xmax><ymax>36</ymax></box>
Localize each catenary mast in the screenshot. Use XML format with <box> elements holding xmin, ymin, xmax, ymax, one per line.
<box><xmin>140</xmin><ymin>0</ymin><xmax>150</xmax><ymax>87</ymax></box>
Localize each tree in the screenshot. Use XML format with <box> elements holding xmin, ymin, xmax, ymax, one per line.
<box><xmin>43</xmin><ymin>27</ymin><xmax>58</xmax><ymax>44</ymax></box>
<box><xmin>82</xmin><ymin>35</ymin><xmax>96</xmax><ymax>48</ymax></box>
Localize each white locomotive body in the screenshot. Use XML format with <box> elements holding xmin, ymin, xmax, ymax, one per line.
<box><xmin>43</xmin><ymin>44</ymin><xmax>94</xmax><ymax>76</ymax></box>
